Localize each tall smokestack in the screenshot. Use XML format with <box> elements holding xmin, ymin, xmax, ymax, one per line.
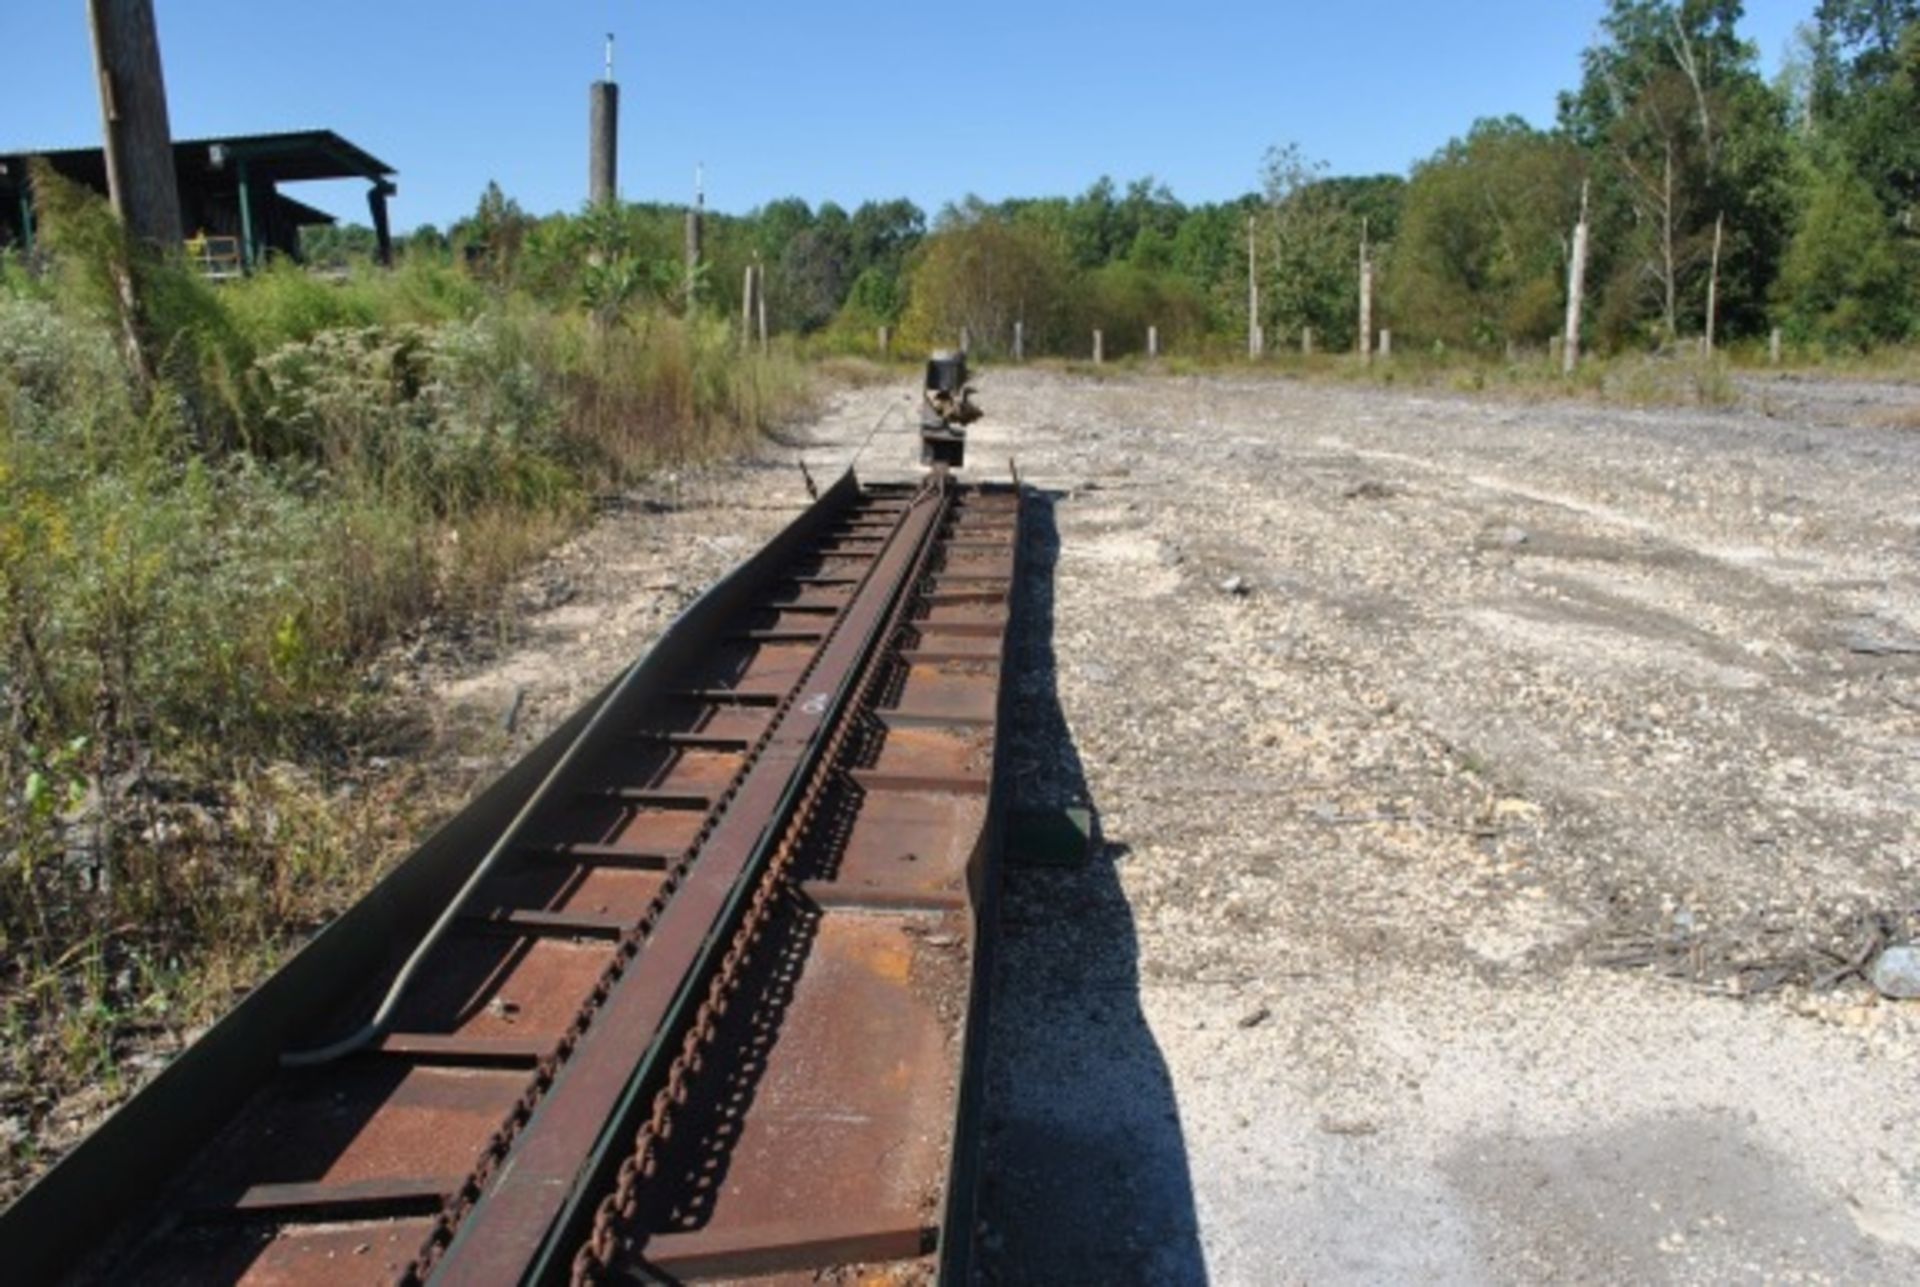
<box><xmin>589</xmin><ymin>34</ymin><xmax>618</xmax><ymax>206</ymax></box>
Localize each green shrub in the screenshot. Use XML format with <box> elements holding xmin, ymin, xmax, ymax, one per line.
<box><xmin>0</xmin><ymin>178</ymin><xmax>815</xmax><ymax>1129</ymax></box>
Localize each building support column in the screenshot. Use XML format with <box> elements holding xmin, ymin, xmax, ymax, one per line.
<box><xmin>368</xmin><ymin>179</ymin><xmax>395</xmax><ymax>266</ymax></box>
<box><xmin>235</xmin><ymin>158</ymin><xmax>256</xmax><ymax>270</ymax></box>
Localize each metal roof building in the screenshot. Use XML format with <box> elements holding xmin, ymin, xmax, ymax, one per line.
<box><xmin>0</xmin><ymin>129</ymin><xmax>397</xmax><ymax>268</ymax></box>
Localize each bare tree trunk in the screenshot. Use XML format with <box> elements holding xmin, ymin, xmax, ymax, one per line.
<box><xmin>741</xmin><ymin>264</ymin><xmax>756</xmax><ymax>345</ymax></box>
<box><xmin>1564</xmin><ymin>180</ymin><xmax>1590</xmax><ymax>375</ymax></box>
<box><xmin>1705</xmin><ymin>211</ymin><xmax>1724</xmax><ymax>354</ymax></box>
<box><xmin>1358</xmin><ymin>217</ymin><xmax>1372</xmax><ymax>364</ymax></box>
<box><xmin>1247</xmin><ymin>213</ymin><xmax>1261</xmax><ymax>358</ymax></box>
<box><xmin>1662</xmin><ymin>144</ymin><xmax>1678</xmax><ymax>340</ymax></box>
<box><xmin>756</xmin><ymin>265</ymin><xmax>768</xmax><ymax>353</ymax></box>
<box><xmin>684</xmin><ymin>166</ymin><xmax>703</xmax><ymax>312</ymax></box>
<box><xmin>1668</xmin><ymin>14</ymin><xmax>1717</xmax><ymax>165</ymax></box>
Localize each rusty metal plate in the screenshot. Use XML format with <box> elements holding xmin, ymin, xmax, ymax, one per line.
<box><xmin>184</xmin><ymin>1064</ymin><xmax>528</xmax><ymax>1200</ymax></box>
<box><xmin>389</xmin><ymin>935</ymin><xmax>612</xmax><ymax>1042</ymax></box>
<box><xmin>888</xmin><ymin>662</ymin><xmax>1002</xmax><ymax>725</ymax></box>
<box><xmin>869</xmin><ymin>724</ymin><xmax>996</xmax><ymax>780</ymax></box>
<box><xmin>130</xmin><ymin>1216</ymin><xmax>440</xmax><ymax>1286</ymax></box>
<box><xmin>617</xmin><ymin>907</ymin><xmax>967</xmax><ymax>1281</ymax></box>
<box><xmin>474</xmin><ymin>862</ymin><xmax>667</xmax><ymax>921</ymax></box>
<box><xmin>914</xmin><ymin>597</ymin><xmax>1008</xmax><ymax>629</ymax></box>
<box><xmin>814</xmin><ymin>791</ymin><xmax>986</xmax><ymax>907</ymax></box>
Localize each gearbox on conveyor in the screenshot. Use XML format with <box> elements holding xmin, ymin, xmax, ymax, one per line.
<box><xmin>919</xmin><ymin>349</ymin><xmax>982</xmax><ymax>468</ymax></box>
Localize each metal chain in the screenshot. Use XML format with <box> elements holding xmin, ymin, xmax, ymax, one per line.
<box><xmin>570</xmin><ymin>476</ymin><xmax>948</xmax><ymax>1284</ymax></box>
<box><xmin>401</xmin><ymin>489</ymin><xmax>927</xmax><ymax>1286</ymax></box>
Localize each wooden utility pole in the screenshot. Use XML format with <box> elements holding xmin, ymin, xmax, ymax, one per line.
<box><xmin>684</xmin><ymin>164</ymin><xmax>703</xmax><ymax>310</ymax></box>
<box><xmin>1247</xmin><ymin>213</ymin><xmax>1262</xmax><ymax>358</ymax></box>
<box><xmin>741</xmin><ymin>263</ymin><xmax>756</xmax><ymax>345</ymax></box>
<box><xmin>1358</xmin><ymin>217</ymin><xmax>1373</xmax><ymax>364</ymax></box>
<box><xmin>88</xmin><ymin>0</ymin><xmax>182</xmax><ymax>250</ymax></box>
<box><xmin>1705</xmin><ymin>212</ymin><xmax>1725</xmax><ymax>355</ymax></box>
<box><xmin>755</xmin><ymin>263</ymin><xmax>768</xmax><ymax>353</ymax></box>
<box><xmin>1564</xmin><ymin>179</ymin><xmax>1590</xmax><ymax>375</ymax></box>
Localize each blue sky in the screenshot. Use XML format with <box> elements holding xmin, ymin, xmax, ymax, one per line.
<box><xmin>3</xmin><ymin>2</ymin><xmax>1809</xmax><ymax>231</ymax></box>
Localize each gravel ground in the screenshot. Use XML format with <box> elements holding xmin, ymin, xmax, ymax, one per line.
<box><xmin>962</xmin><ymin>369</ymin><xmax>1920</xmax><ymax>1285</ymax></box>
<box><xmin>410</xmin><ymin>368</ymin><xmax>1920</xmax><ymax>1283</ymax></box>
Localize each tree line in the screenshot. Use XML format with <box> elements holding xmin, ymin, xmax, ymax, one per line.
<box><xmin>307</xmin><ymin>0</ymin><xmax>1919</xmax><ymax>359</ymax></box>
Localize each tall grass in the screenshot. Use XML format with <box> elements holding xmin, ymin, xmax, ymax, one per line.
<box><xmin>0</xmin><ymin>174</ymin><xmax>810</xmax><ymax>1179</ymax></box>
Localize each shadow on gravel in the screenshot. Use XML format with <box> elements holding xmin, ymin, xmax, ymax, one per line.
<box><xmin>978</xmin><ymin>490</ymin><xmax>1206</xmax><ymax>1283</ymax></box>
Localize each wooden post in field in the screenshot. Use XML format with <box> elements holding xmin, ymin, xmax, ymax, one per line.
<box><xmin>1148</xmin><ymin>325</ymin><xmax>1159</xmax><ymax>359</ymax></box>
<box><xmin>1302</xmin><ymin>326</ymin><xmax>1314</xmax><ymax>355</ymax></box>
<box><xmin>1013</xmin><ymin>319</ymin><xmax>1025</xmax><ymax>362</ymax></box>
<box><xmin>1380</xmin><ymin>329</ymin><xmax>1392</xmax><ymax>359</ymax></box>
<box><xmin>1358</xmin><ymin>218</ymin><xmax>1373</xmax><ymax>365</ymax></box>
<box><xmin>87</xmin><ymin>0</ymin><xmax>183</xmax><ymax>250</ymax></box>
<box><xmin>755</xmin><ymin>264</ymin><xmax>768</xmax><ymax>353</ymax></box>
<box><xmin>1705</xmin><ymin>211</ymin><xmax>1724</xmax><ymax>355</ymax></box>
<box><xmin>684</xmin><ymin>163</ymin><xmax>703</xmax><ymax>310</ymax></box>
<box><xmin>1092</xmin><ymin>329</ymin><xmax>1104</xmax><ymax>364</ymax></box>
<box><xmin>1769</xmin><ymin>326</ymin><xmax>1782</xmax><ymax>366</ymax></box>
<box><xmin>1247</xmin><ymin>213</ymin><xmax>1262</xmax><ymax>358</ymax></box>
<box><xmin>960</xmin><ymin>326</ymin><xmax>971</xmax><ymax>353</ymax></box>
<box><xmin>1564</xmin><ymin>180</ymin><xmax>1590</xmax><ymax>375</ymax></box>
<box><xmin>741</xmin><ymin>264</ymin><xmax>756</xmax><ymax>344</ymax></box>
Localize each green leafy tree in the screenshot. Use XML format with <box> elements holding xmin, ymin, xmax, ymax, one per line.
<box><xmin>777</xmin><ymin>203</ymin><xmax>854</xmax><ymax>333</ymax></box>
<box><xmin>1777</xmin><ymin>155</ymin><xmax>1914</xmax><ymax>344</ymax></box>
<box><xmin>900</xmin><ymin>208</ymin><xmax>1070</xmax><ymax>354</ymax></box>
<box><xmin>1258</xmin><ymin>144</ymin><xmax>1391</xmax><ymax>350</ymax></box>
<box><xmin>1813</xmin><ymin>6</ymin><xmax>1920</xmax><ymax>220</ymax></box>
<box><xmin>1389</xmin><ymin>118</ymin><xmax>1584</xmax><ymax>347</ymax></box>
<box><xmin>847</xmin><ymin>198</ymin><xmax>925</xmax><ymax>286</ymax></box>
<box><xmin>1561</xmin><ymin>0</ymin><xmax>1794</xmax><ymax>343</ymax></box>
<box><xmin>1168</xmin><ymin>200</ymin><xmax>1254</xmax><ymax>326</ymax></box>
